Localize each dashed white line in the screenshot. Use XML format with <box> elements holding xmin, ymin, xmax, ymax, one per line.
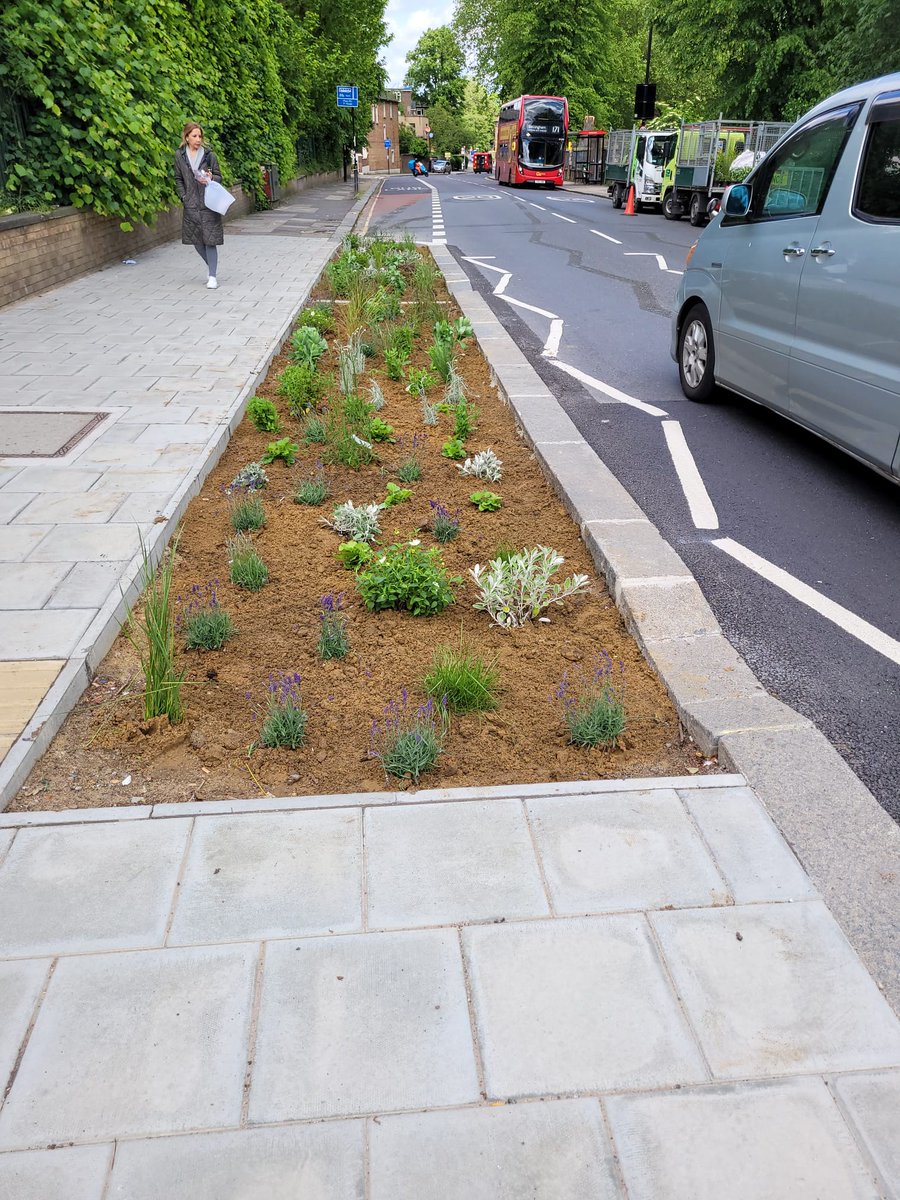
<box><xmin>591</xmin><ymin>229</ymin><xmax>622</xmax><ymax>245</ymax></box>
<box><xmin>713</xmin><ymin>538</ymin><xmax>900</xmax><ymax>667</ymax></box>
<box><xmin>502</xmin><ymin>294</ymin><xmax>559</xmax><ymax>320</ymax></box>
<box><xmin>542</xmin><ymin>318</ymin><xmax>564</xmax><ymax>358</ymax></box>
<box><xmin>661</xmin><ymin>421</ymin><xmax>719</xmax><ymax>529</ymax></box>
<box><xmin>530</xmin><ymin>203</ymin><xmax>546</xmax><ymax>211</ymax></box>
<box><xmin>550</xmin><ymin>360</ymin><xmax>669</xmax><ymax>418</ymax></box>
<box><xmin>552</xmin><ymin>213</ymin><xmax>576</xmax><ymax>224</ymax></box>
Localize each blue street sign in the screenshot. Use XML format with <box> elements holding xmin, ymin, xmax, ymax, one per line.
<box><xmin>384</xmin><ymin>138</ymin><xmax>392</xmax><ymax>148</ymax></box>
<box><xmin>336</xmin><ymin>85</ymin><xmax>358</xmax><ymax>108</ymax></box>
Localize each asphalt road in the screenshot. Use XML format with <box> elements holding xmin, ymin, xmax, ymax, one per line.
<box><xmin>369</xmin><ymin>171</ymin><xmax>900</xmax><ymax>821</ymax></box>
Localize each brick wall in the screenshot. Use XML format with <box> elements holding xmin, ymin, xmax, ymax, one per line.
<box><xmin>364</xmin><ymin>98</ymin><xmax>401</xmax><ymax>174</ymax></box>
<box><xmin>0</xmin><ymin>170</ymin><xmax>341</xmax><ymax>309</ymax></box>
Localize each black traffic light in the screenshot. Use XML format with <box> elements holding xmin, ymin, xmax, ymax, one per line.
<box><xmin>634</xmin><ymin>83</ymin><xmax>656</xmax><ymax>120</ymax></box>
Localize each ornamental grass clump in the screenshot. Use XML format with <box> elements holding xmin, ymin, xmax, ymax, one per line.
<box><xmin>246</xmin><ymin>396</ymin><xmax>280</xmax><ymax>433</ymax></box>
<box><xmin>294</xmin><ymin>466</ymin><xmax>329</xmax><ymax>506</ymax></box>
<box><xmin>123</xmin><ymin>537</ymin><xmax>184</xmax><ymax>724</ymax></box>
<box><xmin>323</xmin><ymin>411</ymin><xmax>375</xmax><ymax>469</ymax></box>
<box><xmin>253</xmin><ymin>672</ymin><xmax>308</xmax><ymax>749</ymax></box>
<box><xmin>318</xmin><ymin>593</ymin><xmax>350</xmax><ymax>660</ymax></box>
<box><xmin>428</xmin><ymin>501</ymin><xmax>460</xmax><ymax>543</ymax></box>
<box><xmin>424</xmin><ymin>638</ymin><xmax>500</xmax><ymax>713</ymax></box>
<box><xmin>328</xmin><ymin>500</ymin><xmax>383</xmax><ymax>542</ymax></box>
<box><xmin>229</xmin><ymin>462</ymin><xmax>268</xmax><ymax>493</ymax></box>
<box><xmin>180</xmin><ymin>582</ymin><xmax>235</xmax><ymax>651</ymax></box>
<box><xmin>227</xmin><ymin>534</ymin><xmax>269</xmax><ymax>591</ymax></box>
<box><xmin>356</xmin><ymin>541</ymin><xmax>458</xmax><ymax>616</ymax></box>
<box><xmin>555</xmin><ymin>653</ymin><xmax>626</xmax><ymax>748</ymax></box>
<box><xmin>229</xmin><ymin>492</ymin><xmax>266</xmax><ymax>532</ymax></box>
<box><xmin>369</xmin><ymin>690</ymin><xmax>448</xmax><ymax>782</ymax></box>
<box><xmin>471</xmin><ymin>546</ymin><xmax>590</xmax><ymax>628</ymax></box>
<box><xmin>458</xmin><ymin>448</ymin><xmax>502</xmax><ymax>482</ymax></box>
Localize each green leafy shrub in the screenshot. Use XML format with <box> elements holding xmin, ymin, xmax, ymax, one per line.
<box><xmin>384</xmin><ymin>347</ymin><xmax>408</xmax><ymax>381</ymax></box>
<box><xmin>246</xmin><ymin>396</ymin><xmax>280</xmax><ymax>433</ymax></box>
<box><xmin>336</xmin><ymin>540</ymin><xmax>374</xmax><ymax>570</ymax></box>
<box><xmin>424</xmin><ymin>639</ymin><xmax>500</xmax><ymax>713</ymax></box>
<box><xmin>383</xmin><ymin>482</ymin><xmax>412</xmax><ymax>507</ymax></box>
<box><xmin>428</xmin><ymin>337</ymin><xmax>454</xmax><ymax>381</ymax></box>
<box><xmin>406</xmin><ymin>367</ymin><xmax>436</xmax><ymax>397</ymax></box>
<box><xmin>453</xmin><ymin>397</ymin><xmax>479</xmax><ymax>440</ymax></box>
<box><xmin>326</xmin><ymin>254</ymin><xmax>358</xmax><ymax>298</ymax></box>
<box><xmin>356</xmin><ymin>542</ymin><xmax>458</xmax><ymax>616</ymax></box>
<box><xmin>229</xmin><ymin>493</ymin><xmax>266</xmax><ymax>532</ymax></box>
<box><xmin>296</xmin><ymin>304</ymin><xmax>334</xmax><ymax>335</ymax></box>
<box><xmin>317</xmin><ymin>593</ymin><xmax>349</xmax><ymax>659</ymax></box>
<box><xmin>292</xmin><ymin>325</ymin><xmax>328</xmax><ymax>369</ymax></box>
<box><xmin>471</xmin><ymin>546</ymin><xmax>589</xmax><ymax>628</ymax></box>
<box><xmin>256</xmin><ymin>672</ymin><xmax>307</xmax><ymax>749</ymax></box>
<box><xmin>369</xmin><ymin>417</ymin><xmax>395</xmax><ymax>443</ymax></box>
<box><xmin>261</xmin><ymin>437</ymin><xmax>299</xmax><ymax>466</ymax></box>
<box><xmin>470</xmin><ymin>490</ymin><xmax>502</xmax><ymax>512</ymax></box>
<box><xmin>441</xmin><ymin>437</ymin><xmax>466</xmax><ymax>461</ymax></box>
<box><xmin>227</xmin><ymin>534</ymin><xmax>268</xmax><ymax>591</ymax></box>
<box><xmin>369</xmin><ymin>691</ymin><xmax>448</xmax><ymax>782</ymax></box>
<box><xmin>555</xmin><ymin>654</ymin><xmax>626</xmax><ymax>748</ymax></box>
<box><xmin>278</xmin><ymin>365</ymin><xmax>325</xmax><ymax>416</ymax></box>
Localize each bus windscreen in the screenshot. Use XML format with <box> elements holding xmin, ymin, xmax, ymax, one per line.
<box><xmin>520</xmin><ymin>98</ymin><xmax>567</xmax><ymax>168</ymax></box>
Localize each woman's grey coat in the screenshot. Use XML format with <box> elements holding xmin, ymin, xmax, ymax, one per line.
<box><xmin>174</xmin><ymin>146</ymin><xmax>225</xmax><ymax>248</ymax></box>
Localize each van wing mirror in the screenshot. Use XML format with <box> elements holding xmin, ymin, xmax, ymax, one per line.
<box><xmin>724</xmin><ymin>183</ymin><xmax>751</xmax><ymax>217</ymax></box>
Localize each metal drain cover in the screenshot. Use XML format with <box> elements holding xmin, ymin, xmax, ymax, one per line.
<box><xmin>0</xmin><ymin>411</ymin><xmax>108</xmax><ymax>458</ymax></box>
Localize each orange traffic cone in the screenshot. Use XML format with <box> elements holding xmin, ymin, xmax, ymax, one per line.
<box><xmin>624</xmin><ymin>184</ymin><xmax>636</xmax><ymax>215</ymax></box>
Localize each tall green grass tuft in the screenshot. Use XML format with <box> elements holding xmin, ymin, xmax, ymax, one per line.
<box><xmin>424</xmin><ymin>637</ymin><xmax>500</xmax><ymax>713</ymax></box>
<box><xmin>123</xmin><ymin>536</ymin><xmax>185</xmax><ymax>724</ymax></box>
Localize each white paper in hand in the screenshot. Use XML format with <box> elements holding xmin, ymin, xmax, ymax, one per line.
<box><xmin>204</xmin><ymin>180</ymin><xmax>235</xmax><ymax>215</ymax></box>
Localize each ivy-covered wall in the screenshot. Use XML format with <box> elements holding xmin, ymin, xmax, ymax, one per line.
<box><xmin>0</xmin><ymin>0</ymin><xmax>387</xmax><ymax>228</ymax></box>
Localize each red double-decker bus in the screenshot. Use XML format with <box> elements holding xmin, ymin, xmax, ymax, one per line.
<box><xmin>494</xmin><ymin>95</ymin><xmax>568</xmax><ymax>188</ymax></box>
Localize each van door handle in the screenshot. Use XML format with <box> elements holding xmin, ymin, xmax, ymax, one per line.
<box><xmin>782</xmin><ymin>244</ymin><xmax>806</xmax><ymax>258</ymax></box>
<box><xmin>810</xmin><ymin>242</ymin><xmax>835</xmax><ymax>257</ymax></box>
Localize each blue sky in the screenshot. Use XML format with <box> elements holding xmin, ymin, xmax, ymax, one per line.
<box><xmin>383</xmin><ymin>0</ymin><xmax>454</xmax><ymax>88</ymax></box>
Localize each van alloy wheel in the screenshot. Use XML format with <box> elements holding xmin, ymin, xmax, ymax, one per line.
<box><xmin>678</xmin><ymin>304</ymin><xmax>717</xmax><ymax>402</ymax></box>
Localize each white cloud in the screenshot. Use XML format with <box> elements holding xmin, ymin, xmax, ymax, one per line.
<box><xmin>382</xmin><ymin>0</ymin><xmax>455</xmax><ymax>88</ymax></box>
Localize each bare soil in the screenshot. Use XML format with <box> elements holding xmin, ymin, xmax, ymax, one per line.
<box><xmin>14</xmin><ymin>259</ymin><xmax>719</xmax><ymax>812</ymax></box>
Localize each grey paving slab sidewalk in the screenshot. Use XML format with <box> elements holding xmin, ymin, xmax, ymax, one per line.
<box><xmin>0</xmin><ymin>779</ymin><xmax>898</xmax><ymax>1198</ymax></box>
<box><xmin>0</xmin><ymin>180</ymin><xmax>372</xmax><ymax>800</ymax></box>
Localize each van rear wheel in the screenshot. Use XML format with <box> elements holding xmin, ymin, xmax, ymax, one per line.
<box><xmin>678</xmin><ymin>304</ymin><xmax>717</xmax><ymax>402</ymax></box>
<box><xmin>611</xmin><ymin>184</ymin><xmax>623</xmax><ymax>209</ymax></box>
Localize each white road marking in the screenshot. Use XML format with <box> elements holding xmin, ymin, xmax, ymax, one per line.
<box><xmin>542</xmin><ymin>318</ymin><xmax>564</xmax><ymax>358</ymax></box>
<box><xmin>552</xmin><ymin>212</ymin><xmax>576</xmax><ymax>224</ymax></box>
<box><xmin>550</xmin><ymin>360</ymin><xmax>669</xmax><ymax>417</ymax></box>
<box><xmin>591</xmin><ymin>229</ymin><xmax>622</xmax><ymax>245</ymax></box>
<box><xmin>493</xmin><ymin>273</ymin><xmax>512</xmax><ymax>296</ymax></box>
<box><xmin>624</xmin><ymin>251</ymin><xmax>683</xmax><ymax>275</ymax></box>
<box><xmin>661</xmin><ymin>421</ymin><xmax>719</xmax><ymax>529</ymax></box>
<box><xmin>713</xmin><ymin>538</ymin><xmax>900</xmax><ymax>667</ymax></box>
<box><xmin>502</xmin><ymin>294</ymin><xmax>559</xmax><ymax>320</ymax></box>
<box><xmin>462</xmin><ymin>258</ymin><xmax>509</xmax><ymax>275</ymax></box>
<box><xmin>530</xmin><ymin>203</ymin><xmax>546</xmax><ymax>211</ymax></box>
<box><xmin>464</xmin><ymin>255</ymin><xmax>496</xmax><ymax>259</ymax></box>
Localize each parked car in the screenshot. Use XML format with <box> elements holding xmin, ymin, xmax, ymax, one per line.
<box><xmin>672</xmin><ymin>71</ymin><xmax>900</xmax><ymax>479</ymax></box>
<box><xmin>431</xmin><ymin>158</ymin><xmax>451</xmax><ymax>174</ymax></box>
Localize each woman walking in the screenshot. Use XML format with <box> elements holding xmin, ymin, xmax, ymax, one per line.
<box><xmin>174</xmin><ymin>123</ymin><xmax>224</xmax><ymax>289</ymax></box>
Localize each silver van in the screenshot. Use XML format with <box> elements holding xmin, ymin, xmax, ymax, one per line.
<box><xmin>671</xmin><ymin>72</ymin><xmax>900</xmax><ymax>479</ymax></box>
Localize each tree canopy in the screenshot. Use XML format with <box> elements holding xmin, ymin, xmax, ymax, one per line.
<box><xmin>404</xmin><ymin>26</ymin><xmax>466</xmax><ymax>111</ymax></box>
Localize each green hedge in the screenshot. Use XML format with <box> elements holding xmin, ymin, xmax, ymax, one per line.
<box><xmin>0</xmin><ymin>0</ymin><xmax>386</xmax><ymax>227</ymax></box>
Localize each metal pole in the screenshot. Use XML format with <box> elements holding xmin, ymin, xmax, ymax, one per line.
<box><xmin>645</xmin><ymin>21</ymin><xmax>653</xmax><ymax>86</ymax></box>
<box><xmin>352</xmin><ymin>103</ymin><xmax>358</xmax><ymax>194</ymax></box>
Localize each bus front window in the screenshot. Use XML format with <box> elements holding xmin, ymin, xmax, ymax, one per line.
<box><xmin>520</xmin><ymin>98</ymin><xmax>567</xmax><ymax>169</ymax></box>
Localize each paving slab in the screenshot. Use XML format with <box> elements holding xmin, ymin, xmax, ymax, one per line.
<box><xmin>525</xmin><ymin>789</ymin><xmax>728</xmax><ymax>914</ymax></box>
<box><xmin>249</xmin><ymin>930</ymin><xmax>480</xmax><ymax>1122</ymax></box>
<box><xmin>24</xmin><ymin>522</ymin><xmax>144</xmax><ymax>562</ymax></box>
<box><xmin>12</xmin><ymin>491</ymin><xmax>126</xmax><ymax>524</ymax></box>
<box><xmin>463</xmin><ymin>916</ymin><xmax>707</xmax><ymax>1097</ymax></box>
<box><xmin>605</xmin><ymin>1077</ymin><xmax>880</xmax><ymax>1200</ymax></box>
<box><xmin>108</xmin><ymin>1120</ymin><xmax>365</xmax><ymax>1200</ymax></box>
<box><xmin>0</xmin><ymin>608</ymin><xmax>95</xmax><ymax>659</ymax></box>
<box><xmin>364</xmin><ymin>799</ymin><xmax>548</xmax><ymax>929</ymax></box>
<box><xmin>0</xmin><ymin>819</ymin><xmax>190</xmax><ymax>955</ymax></box>
<box><xmin>678</xmin><ymin>784</ymin><xmax>818</xmax><ymax>902</ymax></box>
<box><xmin>651</xmin><ymin>902</ymin><xmax>900</xmax><ymax>1078</ymax></box>
<box><xmin>0</xmin><ymin>958</ymin><xmax>48</xmax><ymax>1087</ymax></box>
<box><xmin>0</xmin><ymin>562</ymin><xmax>71</xmax><ymax>609</ymax></box>
<box><xmin>0</xmin><ymin>525</ymin><xmax>50</xmax><ymax>561</ymax></box>
<box><xmin>0</xmin><ymin>943</ymin><xmax>257</xmax><ymax>1149</ymax></box>
<box><xmin>0</xmin><ymin>1144</ymin><xmax>112</xmax><ymax>1200</ymax></box>
<box><xmin>370</xmin><ymin>1098</ymin><xmax>623</xmax><ymax>1200</ymax></box>
<box><xmin>43</xmin><ymin>561</ymin><xmax>126</xmax><ymax>609</ymax></box>
<box><xmin>167</xmin><ymin>809</ymin><xmax>362</xmax><ymax>945</ymax></box>
<box><xmin>831</xmin><ymin>1070</ymin><xmax>900</xmax><ymax>1197</ymax></box>
<box><xmin>0</xmin><ymin>467</ymin><xmax>103</xmax><ymax>493</ymax></box>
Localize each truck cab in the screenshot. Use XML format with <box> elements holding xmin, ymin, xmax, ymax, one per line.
<box><xmin>605</xmin><ymin>128</ymin><xmax>678</xmax><ymax>210</ymax></box>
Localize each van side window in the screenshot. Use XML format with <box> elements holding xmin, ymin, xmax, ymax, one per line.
<box><xmin>750</xmin><ymin>105</ymin><xmax>860</xmax><ymax>221</ymax></box>
<box><xmin>854</xmin><ymin>107</ymin><xmax>900</xmax><ymax>222</ymax></box>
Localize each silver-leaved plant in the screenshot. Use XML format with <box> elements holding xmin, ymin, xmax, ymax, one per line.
<box><xmin>470</xmin><ymin>546</ymin><xmax>589</xmax><ymax>628</ymax></box>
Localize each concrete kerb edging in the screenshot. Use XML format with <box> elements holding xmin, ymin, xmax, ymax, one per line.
<box><xmin>0</xmin><ymin>185</ymin><xmax>374</xmax><ymax>810</ymax></box>
<box><xmin>428</xmin><ymin>242</ymin><xmax>900</xmax><ymax>1013</ymax></box>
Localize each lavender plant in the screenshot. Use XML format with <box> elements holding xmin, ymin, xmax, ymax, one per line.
<box><xmin>318</xmin><ymin>593</ymin><xmax>350</xmax><ymax>660</ymax></box>
<box><xmin>369</xmin><ymin>689</ymin><xmax>448</xmax><ymax>782</ymax></box>
<box><xmin>294</xmin><ymin>465</ymin><xmax>329</xmax><ymax>506</ymax></box>
<box><xmin>179</xmin><ymin>582</ymin><xmax>235</xmax><ymax>651</ymax></box>
<box><xmin>252</xmin><ymin>672</ymin><xmax>308</xmax><ymax>749</ymax></box>
<box><xmin>428</xmin><ymin>501</ymin><xmax>460</xmax><ymax>543</ymax></box>
<box><xmin>229</xmin><ymin>491</ymin><xmax>266</xmax><ymax>532</ymax></box>
<box><xmin>227</xmin><ymin>534</ymin><xmax>269</xmax><ymax>591</ymax></box>
<box><xmin>555</xmin><ymin>653</ymin><xmax>626</xmax><ymax>748</ymax></box>
<box><xmin>470</xmin><ymin>546</ymin><xmax>589</xmax><ymax>628</ymax></box>
<box><xmin>229</xmin><ymin>462</ymin><xmax>268</xmax><ymax>493</ymax></box>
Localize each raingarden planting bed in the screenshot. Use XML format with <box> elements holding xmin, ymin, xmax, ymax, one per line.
<box><xmin>15</xmin><ymin>236</ymin><xmax>719</xmax><ymax>811</ymax></box>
